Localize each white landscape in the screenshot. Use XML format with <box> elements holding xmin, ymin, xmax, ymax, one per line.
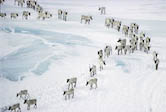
<box><xmin>0</xmin><ymin>0</ymin><xmax>166</xmax><ymax>112</ymax></box>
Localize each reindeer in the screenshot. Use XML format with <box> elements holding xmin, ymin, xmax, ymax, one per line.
<box><xmin>86</xmin><ymin>78</ymin><xmax>98</xmax><ymax>89</ymax></box>
<box><xmin>66</xmin><ymin>77</ymin><xmax>77</xmax><ymax>89</ymax></box>
<box><xmin>63</xmin><ymin>88</ymin><xmax>74</xmax><ymax>100</ymax></box>
<box><xmin>24</xmin><ymin>99</ymin><xmax>37</xmax><ymax>110</ymax></box>
<box><xmin>81</xmin><ymin>15</ymin><xmax>93</xmax><ymax>24</ymax></box>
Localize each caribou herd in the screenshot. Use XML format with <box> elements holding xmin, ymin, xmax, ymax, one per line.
<box><xmin>0</xmin><ymin>0</ymin><xmax>160</xmax><ymax>111</ymax></box>
<box><xmin>0</xmin><ymin>89</ymin><xmax>37</xmax><ymax>112</ymax></box>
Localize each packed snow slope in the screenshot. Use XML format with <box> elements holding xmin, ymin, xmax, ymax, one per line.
<box><xmin>0</xmin><ymin>0</ymin><xmax>166</xmax><ymax>112</ymax></box>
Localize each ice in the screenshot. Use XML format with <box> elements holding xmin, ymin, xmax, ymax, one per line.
<box><xmin>0</xmin><ymin>25</ymin><xmax>92</xmax><ymax>81</ymax></box>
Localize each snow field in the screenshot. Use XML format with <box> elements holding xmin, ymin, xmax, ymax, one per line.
<box><xmin>0</xmin><ymin>0</ymin><xmax>166</xmax><ymax>112</ymax></box>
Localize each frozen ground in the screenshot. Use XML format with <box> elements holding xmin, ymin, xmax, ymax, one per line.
<box><xmin>0</xmin><ymin>0</ymin><xmax>166</xmax><ymax>112</ymax></box>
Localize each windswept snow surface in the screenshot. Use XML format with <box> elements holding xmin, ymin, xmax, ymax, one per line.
<box><xmin>0</xmin><ymin>0</ymin><xmax>166</xmax><ymax>112</ymax></box>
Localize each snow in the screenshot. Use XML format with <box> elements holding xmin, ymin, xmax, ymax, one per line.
<box><xmin>0</xmin><ymin>0</ymin><xmax>166</xmax><ymax>112</ymax></box>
